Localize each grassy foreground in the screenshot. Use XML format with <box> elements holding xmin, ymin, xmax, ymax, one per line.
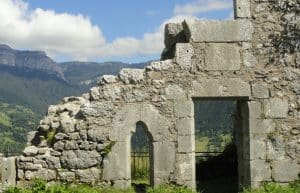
<box><xmin>4</xmin><ymin>179</ymin><xmax>300</xmax><ymax>193</ymax></box>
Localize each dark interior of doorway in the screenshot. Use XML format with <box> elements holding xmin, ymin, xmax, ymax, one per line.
<box><xmin>131</xmin><ymin>121</ymin><xmax>151</xmax><ymax>193</ymax></box>
<box><xmin>194</xmin><ymin>99</ymin><xmax>238</xmax><ymax>193</ymax></box>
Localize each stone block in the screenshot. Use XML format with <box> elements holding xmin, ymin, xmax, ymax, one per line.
<box><xmin>184</xmin><ymin>19</ymin><xmax>253</xmax><ymax>42</ymax></box>
<box><xmin>250</xmin><ymin>160</ymin><xmax>271</xmax><ymax>182</ymax></box>
<box><xmin>60</xmin><ymin>150</ymin><xmax>100</xmax><ymax>169</ymax></box>
<box><xmin>192</xmin><ymin>78</ymin><xmax>251</xmax><ymax>97</ymax></box>
<box><xmin>176</xmin><ymin>117</ymin><xmax>194</xmax><ymax>136</ymax></box>
<box><xmin>23</xmin><ymin>146</ymin><xmax>39</xmax><ymax>156</ymax></box>
<box><xmin>140</xmin><ymin>104</ymin><xmax>171</xmax><ymax>142</ymax></box>
<box><xmin>164</xmin><ymin>23</ymin><xmax>185</xmax><ymax>48</ymax></box>
<box><xmin>153</xmin><ymin>141</ymin><xmax>175</xmax><ymax>183</ymax></box>
<box><xmin>58</xmin><ymin>171</ymin><xmax>75</xmax><ymax>182</ymax></box>
<box><xmin>1</xmin><ymin>157</ymin><xmax>16</xmax><ymax>187</ymax></box>
<box><xmin>252</xmin><ymin>83</ymin><xmax>269</xmax><ymax>99</ymax></box>
<box><xmin>76</xmin><ymin>167</ymin><xmax>100</xmax><ymax>184</ymax></box>
<box><xmin>178</xmin><ymin>135</ymin><xmax>195</xmax><ymax>153</ymax></box>
<box><xmin>175</xmin><ymin>153</ymin><xmax>195</xmax><ymax>182</ymax></box>
<box><xmin>250</xmin><ymin>119</ymin><xmax>275</xmax><ymax>134</ymax></box>
<box><xmin>249</xmin><ymin>139</ymin><xmax>266</xmax><ymax>160</ymax></box>
<box><xmin>243</xmin><ymin>52</ymin><xmax>258</xmax><ymax>67</ymax></box>
<box><xmin>110</xmin><ymin>104</ymin><xmax>140</xmax><ymax>142</ymax></box>
<box><xmin>147</xmin><ymin>59</ymin><xmax>173</xmax><ymax>71</ymax></box>
<box><xmin>174</xmin><ymin>100</ymin><xmax>193</xmax><ymax>118</ymax></box>
<box><xmin>175</xmin><ymin>43</ymin><xmax>194</xmax><ymax>70</ymax></box>
<box><xmin>264</xmin><ymin>98</ymin><xmax>289</xmax><ymax>118</ymax></box>
<box><xmin>272</xmin><ymin>160</ymin><xmax>299</xmax><ymax>182</ymax></box>
<box><xmin>204</xmin><ymin>43</ymin><xmax>241</xmax><ymax>70</ymax></box>
<box><xmin>102</xmin><ymin>141</ymin><xmax>130</xmax><ymax>181</ymax></box>
<box><xmin>234</xmin><ymin>0</ymin><xmax>251</xmax><ymax>18</ymax></box>
<box><xmin>119</xmin><ymin>68</ymin><xmax>144</xmax><ymax>84</ymax></box>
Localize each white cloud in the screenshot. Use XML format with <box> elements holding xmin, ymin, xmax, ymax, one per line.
<box><xmin>174</xmin><ymin>0</ymin><xmax>233</xmax><ymax>15</ymax></box>
<box><xmin>0</xmin><ymin>0</ymin><xmax>231</xmax><ymax>61</ymax></box>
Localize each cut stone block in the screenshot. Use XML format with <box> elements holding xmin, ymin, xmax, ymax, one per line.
<box><xmin>234</xmin><ymin>0</ymin><xmax>251</xmax><ymax>18</ymax></box>
<box><xmin>184</xmin><ymin>19</ymin><xmax>253</xmax><ymax>42</ymax></box>
<box><xmin>175</xmin><ymin>43</ymin><xmax>194</xmax><ymax>70</ymax></box>
<box><xmin>1</xmin><ymin>157</ymin><xmax>17</xmax><ymax>187</ymax></box>
<box><xmin>264</xmin><ymin>98</ymin><xmax>289</xmax><ymax>118</ymax></box>
<box><xmin>192</xmin><ymin>78</ymin><xmax>251</xmax><ymax>97</ymax></box>
<box><xmin>177</xmin><ymin>135</ymin><xmax>195</xmax><ymax>153</ymax></box>
<box><xmin>252</xmin><ymin>83</ymin><xmax>269</xmax><ymax>99</ymax></box>
<box><xmin>272</xmin><ymin>160</ymin><xmax>299</xmax><ymax>182</ymax></box>
<box><xmin>204</xmin><ymin>43</ymin><xmax>241</xmax><ymax>70</ymax></box>
<box><xmin>250</xmin><ymin>160</ymin><xmax>271</xmax><ymax>182</ymax></box>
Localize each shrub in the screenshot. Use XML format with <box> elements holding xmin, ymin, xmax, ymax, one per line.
<box><xmin>243</xmin><ymin>180</ymin><xmax>300</xmax><ymax>193</ymax></box>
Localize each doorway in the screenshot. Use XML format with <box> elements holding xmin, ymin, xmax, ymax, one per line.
<box><xmin>131</xmin><ymin>121</ymin><xmax>153</xmax><ymax>192</ymax></box>
<box><xmin>194</xmin><ymin>99</ymin><xmax>242</xmax><ymax>193</ymax></box>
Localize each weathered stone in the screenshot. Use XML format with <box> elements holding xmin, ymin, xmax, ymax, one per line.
<box><xmin>272</xmin><ymin>160</ymin><xmax>299</xmax><ymax>182</ymax></box>
<box><xmin>165</xmin><ymin>84</ymin><xmax>186</xmax><ymax>100</ymax></box>
<box><xmin>243</xmin><ymin>52</ymin><xmax>258</xmax><ymax>67</ymax></box>
<box><xmin>234</xmin><ymin>0</ymin><xmax>251</xmax><ymax>18</ymax></box>
<box><xmin>103</xmin><ymin>142</ymin><xmax>130</xmax><ymax>181</ymax></box>
<box><xmin>250</xmin><ymin>160</ymin><xmax>271</xmax><ymax>182</ymax></box>
<box><xmin>252</xmin><ymin>83</ymin><xmax>269</xmax><ymax>99</ymax></box>
<box><xmin>87</xmin><ymin>128</ymin><xmax>108</xmax><ymax>142</ymax></box>
<box><xmin>59</xmin><ymin>116</ymin><xmax>75</xmax><ymax>133</ymax></box>
<box><xmin>175</xmin><ymin>43</ymin><xmax>194</xmax><ymax>70</ymax></box>
<box><xmin>177</xmin><ymin>135</ymin><xmax>194</xmax><ymax>153</ymax></box>
<box><xmin>184</xmin><ymin>19</ymin><xmax>253</xmax><ymax>42</ymax></box>
<box><xmin>192</xmin><ymin>78</ymin><xmax>251</xmax><ymax>97</ymax></box>
<box><xmin>53</xmin><ymin>141</ymin><xmax>65</xmax><ymax>151</ymax></box>
<box><xmin>23</xmin><ymin>146</ymin><xmax>39</xmax><ymax>156</ymax></box>
<box><xmin>60</xmin><ymin>150</ymin><xmax>100</xmax><ymax>169</ymax></box>
<box><xmin>264</xmin><ymin>98</ymin><xmax>289</xmax><ymax>118</ymax></box>
<box><xmin>76</xmin><ymin>167</ymin><xmax>100</xmax><ymax>184</ymax></box>
<box><xmin>25</xmin><ymin>169</ymin><xmax>56</xmax><ymax>181</ymax></box>
<box><xmin>119</xmin><ymin>68</ymin><xmax>144</xmax><ymax>84</ymax></box>
<box><xmin>54</xmin><ymin>132</ymin><xmax>68</xmax><ymax>140</ymax></box>
<box><xmin>176</xmin><ymin>117</ymin><xmax>194</xmax><ymax>136</ymax></box>
<box><xmin>58</xmin><ymin>171</ymin><xmax>75</xmax><ymax>182</ymax></box>
<box><xmin>97</xmin><ymin>75</ymin><xmax>118</xmax><ymax>85</ymax></box>
<box><xmin>164</xmin><ymin>22</ymin><xmax>185</xmax><ymax>48</ymax></box>
<box><xmin>26</xmin><ymin>131</ymin><xmax>37</xmax><ymax>146</ymax></box>
<box><xmin>204</xmin><ymin>43</ymin><xmax>241</xmax><ymax>70</ymax></box>
<box><xmin>146</xmin><ymin>60</ymin><xmax>173</xmax><ymax>71</ymax></box>
<box><xmin>65</xmin><ymin>140</ymin><xmax>78</xmax><ymax>150</ymax></box>
<box><xmin>1</xmin><ymin>157</ymin><xmax>16</xmax><ymax>186</ymax></box>
<box><xmin>174</xmin><ymin>100</ymin><xmax>193</xmax><ymax>118</ymax></box>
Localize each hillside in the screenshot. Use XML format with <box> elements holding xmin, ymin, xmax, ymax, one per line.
<box><xmin>0</xmin><ymin>44</ymin><xmax>150</xmax><ymax>153</ymax></box>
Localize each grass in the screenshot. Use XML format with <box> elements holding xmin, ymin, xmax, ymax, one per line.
<box><xmin>3</xmin><ymin>179</ymin><xmax>300</xmax><ymax>193</ymax></box>
<box><xmin>243</xmin><ymin>181</ymin><xmax>300</xmax><ymax>193</ymax></box>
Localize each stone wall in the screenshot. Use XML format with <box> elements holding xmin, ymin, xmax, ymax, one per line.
<box><xmin>0</xmin><ymin>0</ymin><xmax>298</xmax><ymax>191</ymax></box>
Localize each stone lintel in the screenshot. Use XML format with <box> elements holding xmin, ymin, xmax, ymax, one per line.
<box><xmin>184</xmin><ymin>19</ymin><xmax>253</xmax><ymax>42</ymax></box>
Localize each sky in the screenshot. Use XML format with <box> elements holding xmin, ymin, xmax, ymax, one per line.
<box><xmin>0</xmin><ymin>0</ymin><xmax>234</xmax><ymax>63</ymax></box>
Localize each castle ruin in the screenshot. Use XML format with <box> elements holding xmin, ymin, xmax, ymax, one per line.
<box><xmin>0</xmin><ymin>0</ymin><xmax>299</xmax><ymax>191</ymax></box>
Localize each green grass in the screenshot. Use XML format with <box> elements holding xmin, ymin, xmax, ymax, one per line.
<box><xmin>243</xmin><ymin>181</ymin><xmax>300</xmax><ymax>193</ymax></box>
<box><xmin>3</xmin><ymin>179</ymin><xmax>300</xmax><ymax>193</ymax></box>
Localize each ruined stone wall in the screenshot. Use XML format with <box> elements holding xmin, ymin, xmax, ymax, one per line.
<box><xmin>0</xmin><ymin>0</ymin><xmax>298</xmax><ymax>191</ymax></box>
<box><xmin>248</xmin><ymin>0</ymin><xmax>300</xmax><ymax>185</ymax></box>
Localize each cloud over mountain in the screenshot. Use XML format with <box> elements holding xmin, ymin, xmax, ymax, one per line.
<box><xmin>0</xmin><ymin>0</ymin><xmax>231</xmax><ymax>61</ymax></box>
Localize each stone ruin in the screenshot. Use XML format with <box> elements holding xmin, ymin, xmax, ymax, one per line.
<box><xmin>0</xmin><ymin>0</ymin><xmax>299</xmax><ymax>191</ymax></box>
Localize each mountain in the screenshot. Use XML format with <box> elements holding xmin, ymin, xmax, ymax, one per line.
<box><xmin>0</xmin><ymin>44</ymin><xmax>150</xmax><ymax>114</ymax></box>
<box><xmin>0</xmin><ymin>44</ymin><xmax>65</xmax><ymax>80</ymax></box>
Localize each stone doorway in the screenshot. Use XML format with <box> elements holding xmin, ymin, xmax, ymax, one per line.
<box><xmin>131</xmin><ymin>121</ymin><xmax>154</xmax><ymax>192</ymax></box>
<box><xmin>193</xmin><ymin>98</ymin><xmax>250</xmax><ymax>193</ymax></box>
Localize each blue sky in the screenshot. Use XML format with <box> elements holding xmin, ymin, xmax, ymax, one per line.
<box><xmin>0</xmin><ymin>0</ymin><xmax>233</xmax><ymax>63</ymax></box>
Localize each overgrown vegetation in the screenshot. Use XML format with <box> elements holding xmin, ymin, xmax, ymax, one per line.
<box><xmin>0</xmin><ymin>102</ymin><xmax>40</xmax><ymax>154</ymax></box>
<box><xmin>3</xmin><ymin>179</ymin><xmax>300</xmax><ymax>193</ymax></box>
<box><xmin>243</xmin><ymin>180</ymin><xmax>300</xmax><ymax>193</ymax></box>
